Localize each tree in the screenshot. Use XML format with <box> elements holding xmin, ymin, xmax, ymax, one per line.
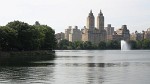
<box><xmin>136</xmin><ymin>40</ymin><xmax>142</xmax><ymax>49</ymax></box>
<box><xmin>98</xmin><ymin>41</ymin><xmax>106</xmax><ymax>49</ymax></box>
<box><xmin>128</xmin><ymin>40</ymin><xmax>137</xmax><ymax>49</ymax></box>
<box><xmin>6</xmin><ymin>21</ymin><xmax>32</xmax><ymax>50</ymax></box>
<box><xmin>58</xmin><ymin>39</ymin><xmax>70</xmax><ymax>49</ymax></box>
<box><xmin>83</xmin><ymin>41</ymin><xmax>93</xmax><ymax>49</ymax></box>
<box><xmin>72</xmin><ymin>41</ymin><xmax>84</xmax><ymax>49</ymax></box>
<box><xmin>42</xmin><ymin>25</ymin><xmax>56</xmax><ymax>50</ymax></box>
<box><xmin>0</xmin><ymin>21</ymin><xmax>56</xmax><ymax>51</ymax></box>
<box><xmin>107</xmin><ymin>40</ymin><xmax>120</xmax><ymax>49</ymax></box>
<box><xmin>0</xmin><ymin>26</ymin><xmax>17</xmax><ymax>51</ymax></box>
<box><xmin>142</xmin><ymin>39</ymin><xmax>150</xmax><ymax>49</ymax></box>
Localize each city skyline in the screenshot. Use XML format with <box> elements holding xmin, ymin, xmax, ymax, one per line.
<box><xmin>0</xmin><ymin>0</ymin><xmax>150</xmax><ymax>33</ymax></box>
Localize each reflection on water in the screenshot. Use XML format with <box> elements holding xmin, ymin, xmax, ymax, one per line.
<box><xmin>0</xmin><ymin>50</ymin><xmax>150</xmax><ymax>84</ymax></box>
<box><xmin>0</xmin><ymin>67</ymin><xmax>54</xmax><ymax>84</ymax></box>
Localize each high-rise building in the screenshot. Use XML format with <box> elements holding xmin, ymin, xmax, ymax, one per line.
<box><xmin>65</xmin><ymin>26</ymin><xmax>72</xmax><ymax>40</ymax></box>
<box><xmin>105</xmin><ymin>24</ymin><xmax>114</xmax><ymax>40</ymax></box>
<box><xmin>64</xmin><ymin>26</ymin><xmax>82</xmax><ymax>42</ymax></box>
<box><xmin>143</xmin><ymin>28</ymin><xmax>150</xmax><ymax>39</ymax></box>
<box><xmin>87</xmin><ymin>10</ymin><xmax>95</xmax><ymax>30</ymax></box>
<box><xmin>130</xmin><ymin>31</ymin><xmax>143</xmax><ymax>41</ymax></box>
<box><xmin>69</xmin><ymin>26</ymin><xmax>82</xmax><ymax>42</ymax></box>
<box><xmin>97</xmin><ymin>10</ymin><xmax>104</xmax><ymax>31</ymax></box>
<box><xmin>105</xmin><ymin>24</ymin><xmax>114</xmax><ymax>35</ymax></box>
<box><xmin>109</xmin><ymin>25</ymin><xmax>130</xmax><ymax>41</ymax></box>
<box><xmin>82</xmin><ymin>10</ymin><xmax>106</xmax><ymax>44</ymax></box>
<box><xmin>55</xmin><ymin>32</ymin><xmax>65</xmax><ymax>42</ymax></box>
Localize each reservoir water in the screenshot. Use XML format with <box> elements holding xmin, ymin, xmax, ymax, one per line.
<box><xmin>0</xmin><ymin>50</ymin><xmax>150</xmax><ymax>84</ymax></box>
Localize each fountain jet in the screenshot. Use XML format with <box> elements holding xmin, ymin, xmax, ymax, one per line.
<box><xmin>121</xmin><ymin>40</ymin><xmax>130</xmax><ymax>50</ymax></box>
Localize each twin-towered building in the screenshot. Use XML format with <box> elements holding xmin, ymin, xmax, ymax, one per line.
<box><xmin>56</xmin><ymin>10</ymin><xmax>132</xmax><ymax>44</ymax></box>
<box><xmin>82</xmin><ymin>10</ymin><xmax>106</xmax><ymax>44</ymax></box>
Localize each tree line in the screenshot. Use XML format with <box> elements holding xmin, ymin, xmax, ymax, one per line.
<box><xmin>56</xmin><ymin>39</ymin><xmax>120</xmax><ymax>50</ymax></box>
<box><xmin>128</xmin><ymin>39</ymin><xmax>150</xmax><ymax>49</ymax></box>
<box><xmin>0</xmin><ymin>21</ymin><xmax>56</xmax><ymax>51</ymax></box>
<box><xmin>56</xmin><ymin>39</ymin><xmax>150</xmax><ymax>50</ymax></box>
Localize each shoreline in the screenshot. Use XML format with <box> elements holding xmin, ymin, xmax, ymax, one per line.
<box><xmin>0</xmin><ymin>50</ymin><xmax>55</xmax><ymax>64</ymax></box>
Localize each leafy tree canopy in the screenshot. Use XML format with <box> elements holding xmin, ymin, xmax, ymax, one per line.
<box><xmin>0</xmin><ymin>21</ymin><xmax>56</xmax><ymax>51</ymax></box>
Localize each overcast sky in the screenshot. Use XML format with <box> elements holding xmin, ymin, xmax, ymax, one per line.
<box><xmin>0</xmin><ymin>0</ymin><xmax>150</xmax><ymax>33</ymax></box>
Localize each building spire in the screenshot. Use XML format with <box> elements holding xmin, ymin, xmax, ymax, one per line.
<box><xmin>90</xmin><ymin>9</ymin><xmax>92</xmax><ymax>13</ymax></box>
<box><xmin>89</xmin><ymin>9</ymin><xmax>94</xmax><ymax>16</ymax></box>
<box><xmin>99</xmin><ymin>9</ymin><xmax>103</xmax><ymax>16</ymax></box>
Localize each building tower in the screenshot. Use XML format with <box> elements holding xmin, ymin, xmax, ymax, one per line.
<box><xmin>82</xmin><ymin>10</ymin><xmax>106</xmax><ymax>44</ymax></box>
<box><xmin>97</xmin><ymin>10</ymin><xmax>104</xmax><ymax>31</ymax></box>
<box><xmin>87</xmin><ymin>10</ymin><xmax>95</xmax><ymax>30</ymax></box>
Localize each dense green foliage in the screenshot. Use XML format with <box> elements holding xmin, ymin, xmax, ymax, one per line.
<box><xmin>57</xmin><ymin>39</ymin><xmax>150</xmax><ymax>50</ymax></box>
<box><xmin>56</xmin><ymin>40</ymin><xmax>121</xmax><ymax>50</ymax></box>
<box><xmin>128</xmin><ymin>39</ymin><xmax>150</xmax><ymax>49</ymax></box>
<box><xmin>0</xmin><ymin>21</ymin><xmax>56</xmax><ymax>51</ymax></box>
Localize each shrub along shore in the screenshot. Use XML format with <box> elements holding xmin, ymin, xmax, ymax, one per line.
<box><xmin>0</xmin><ymin>50</ymin><xmax>55</xmax><ymax>64</ymax></box>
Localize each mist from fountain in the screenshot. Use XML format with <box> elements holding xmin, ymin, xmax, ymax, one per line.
<box><xmin>121</xmin><ymin>40</ymin><xmax>130</xmax><ymax>50</ymax></box>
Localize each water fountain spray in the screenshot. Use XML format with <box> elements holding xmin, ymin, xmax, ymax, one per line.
<box><xmin>121</xmin><ymin>40</ymin><xmax>130</xmax><ymax>50</ymax></box>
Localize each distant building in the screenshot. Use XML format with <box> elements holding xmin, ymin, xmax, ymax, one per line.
<box><xmin>108</xmin><ymin>25</ymin><xmax>130</xmax><ymax>41</ymax></box>
<box><xmin>107</xmin><ymin>32</ymin><xmax>122</xmax><ymax>41</ymax></box>
<box><xmin>65</xmin><ymin>26</ymin><xmax>72</xmax><ymax>40</ymax></box>
<box><xmin>130</xmin><ymin>28</ymin><xmax>150</xmax><ymax>41</ymax></box>
<box><xmin>63</xmin><ymin>10</ymin><xmax>134</xmax><ymax>43</ymax></box>
<box><xmin>105</xmin><ymin>24</ymin><xmax>114</xmax><ymax>40</ymax></box>
<box><xmin>143</xmin><ymin>28</ymin><xmax>150</xmax><ymax>39</ymax></box>
<box><xmin>105</xmin><ymin>24</ymin><xmax>114</xmax><ymax>35</ymax></box>
<box><xmin>82</xmin><ymin>10</ymin><xmax>106</xmax><ymax>44</ymax></box>
<box><xmin>55</xmin><ymin>32</ymin><xmax>65</xmax><ymax>42</ymax></box>
<box><xmin>69</xmin><ymin>26</ymin><xmax>82</xmax><ymax>42</ymax></box>
<box><xmin>34</xmin><ymin>21</ymin><xmax>40</xmax><ymax>25</ymax></box>
<box><xmin>130</xmin><ymin>31</ymin><xmax>143</xmax><ymax>41</ymax></box>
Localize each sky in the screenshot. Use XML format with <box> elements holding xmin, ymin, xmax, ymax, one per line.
<box><xmin>0</xmin><ymin>0</ymin><xmax>150</xmax><ymax>33</ymax></box>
